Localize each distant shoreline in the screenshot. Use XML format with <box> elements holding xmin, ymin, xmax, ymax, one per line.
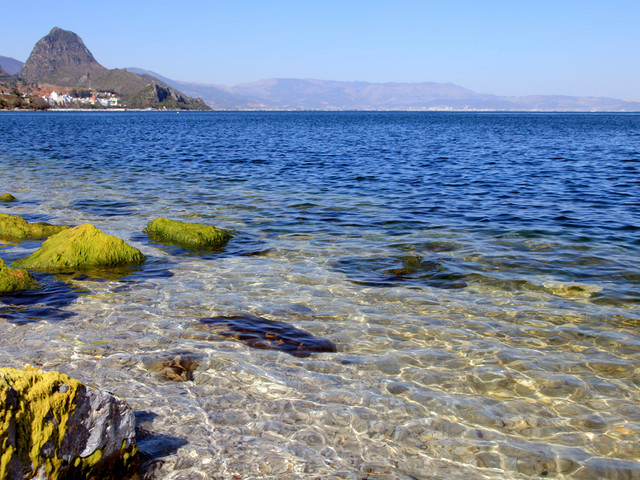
<box><xmin>2</xmin><ymin>108</ymin><xmax>639</xmax><ymax>113</ymax></box>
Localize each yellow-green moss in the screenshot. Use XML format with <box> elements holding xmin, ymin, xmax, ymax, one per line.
<box><xmin>74</xmin><ymin>448</ymin><xmax>102</xmax><ymax>468</ymax></box>
<box><xmin>144</xmin><ymin>217</ymin><xmax>232</xmax><ymax>249</ymax></box>
<box><xmin>0</xmin><ymin>258</ymin><xmax>39</xmax><ymax>293</ymax></box>
<box><xmin>0</xmin><ymin>367</ymin><xmax>139</xmax><ymax>480</ymax></box>
<box><xmin>0</xmin><ymin>213</ymin><xmax>69</xmax><ymax>241</ymax></box>
<box><xmin>13</xmin><ymin>224</ymin><xmax>146</xmax><ymax>272</ymax></box>
<box><xmin>0</xmin><ymin>367</ymin><xmax>82</xmax><ymax>479</ymax></box>
<box><xmin>70</xmin><ymin>439</ymin><xmax>137</xmax><ymax>480</ymax></box>
<box><xmin>0</xmin><ymin>194</ymin><xmax>16</xmax><ymax>202</ymax></box>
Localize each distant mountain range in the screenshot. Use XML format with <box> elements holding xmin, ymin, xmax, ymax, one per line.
<box><xmin>126</xmin><ymin>70</ymin><xmax>640</xmax><ymax>112</ymax></box>
<box><xmin>2</xmin><ymin>28</ymin><xmax>639</xmax><ymax>111</ymax></box>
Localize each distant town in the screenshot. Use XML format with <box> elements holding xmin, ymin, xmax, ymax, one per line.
<box><xmin>0</xmin><ymin>86</ymin><xmax>125</xmax><ymax>110</ymax></box>
<box><xmin>43</xmin><ymin>89</ymin><xmax>120</xmax><ymax>108</ymax></box>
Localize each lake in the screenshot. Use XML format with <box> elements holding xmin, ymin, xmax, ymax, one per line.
<box><xmin>1</xmin><ymin>111</ymin><xmax>639</xmax><ymax>479</ymax></box>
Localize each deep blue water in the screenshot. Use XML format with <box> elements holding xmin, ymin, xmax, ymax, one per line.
<box><xmin>2</xmin><ymin>111</ymin><xmax>639</xmax><ymax>303</ymax></box>
<box><xmin>1</xmin><ymin>111</ymin><xmax>640</xmax><ymax>479</ymax></box>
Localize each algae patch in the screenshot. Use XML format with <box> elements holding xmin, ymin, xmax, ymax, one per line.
<box><xmin>0</xmin><ymin>214</ymin><xmax>69</xmax><ymax>241</ymax></box>
<box><xmin>144</xmin><ymin>217</ymin><xmax>232</xmax><ymax>249</ymax></box>
<box><xmin>0</xmin><ymin>258</ymin><xmax>39</xmax><ymax>294</ymax></box>
<box><xmin>0</xmin><ymin>367</ymin><xmax>82</xmax><ymax>479</ymax></box>
<box><xmin>13</xmin><ymin>224</ymin><xmax>146</xmax><ymax>272</ymax></box>
<box><xmin>0</xmin><ymin>367</ymin><xmax>139</xmax><ymax>479</ymax></box>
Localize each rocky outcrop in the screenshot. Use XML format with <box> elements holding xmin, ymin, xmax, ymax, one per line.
<box><xmin>19</xmin><ymin>27</ymin><xmax>106</xmax><ymax>86</ymax></box>
<box><xmin>0</xmin><ymin>259</ymin><xmax>38</xmax><ymax>294</ymax></box>
<box><xmin>144</xmin><ymin>217</ymin><xmax>232</xmax><ymax>249</ymax></box>
<box><xmin>0</xmin><ymin>194</ymin><xmax>16</xmax><ymax>202</ymax></box>
<box><xmin>0</xmin><ymin>214</ymin><xmax>69</xmax><ymax>241</ymax></box>
<box><xmin>0</xmin><ymin>367</ymin><xmax>138</xmax><ymax>479</ymax></box>
<box><xmin>124</xmin><ymin>83</ymin><xmax>211</xmax><ymax>110</ymax></box>
<box><xmin>13</xmin><ymin>224</ymin><xmax>145</xmax><ymax>272</ymax></box>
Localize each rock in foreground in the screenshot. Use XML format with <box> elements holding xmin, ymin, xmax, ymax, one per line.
<box><xmin>0</xmin><ymin>214</ymin><xmax>69</xmax><ymax>241</ymax></box>
<box><xmin>144</xmin><ymin>217</ymin><xmax>232</xmax><ymax>249</ymax></box>
<box><xmin>13</xmin><ymin>224</ymin><xmax>145</xmax><ymax>272</ymax></box>
<box><xmin>0</xmin><ymin>259</ymin><xmax>38</xmax><ymax>294</ymax></box>
<box><xmin>0</xmin><ymin>367</ymin><xmax>138</xmax><ymax>479</ymax></box>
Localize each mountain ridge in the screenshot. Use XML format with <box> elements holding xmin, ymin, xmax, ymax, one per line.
<box><xmin>125</xmin><ymin>70</ymin><xmax>640</xmax><ymax>111</ymax></box>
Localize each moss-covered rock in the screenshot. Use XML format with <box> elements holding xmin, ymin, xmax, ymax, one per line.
<box><xmin>0</xmin><ymin>258</ymin><xmax>38</xmax><ymax>294</ymax></box>
<box><xmin>0</xmin><ymin>366</ymin><xmax>138</xmax><ymax>479</ymax></box>
<box><xmin>144</xmin><ymin>217</ymin><xmax>232</xmax><ymax>249</ymax></box>
<box><xmin>13</xmin><ymin>224</ymin><xmax>146</xmax><ymax>272</ymax></box>
<box><xmin>0</xmin><ymin>214</ymin><xmax>69</xmax><ymax>241</ymax></box>
<box><xmin>0</xmin><ymin>194</ymin><xmax>16</xmax><ymax>202</ymax></box>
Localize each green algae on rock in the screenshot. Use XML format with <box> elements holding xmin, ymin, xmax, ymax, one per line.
<box><xmin>0</xmin><ymin>194</ymin><xmax>16</xmax><ymax>202</ymax></box>
<box><xmin>0</xmin><ymin>258</ymin><xmax>38</xmax><ymax>294</ymax></box>
<box><xmin>144</xmin><ymin>217</ymin><xmax>232</xmax><ymax>249</ymax></box>
<box><xmin>0</xmin><ymin>367</ymin><xmax>139</xmax><ymax>480</ymax></box>
<box><xmin>0</xmin><ymin>214</ymin><xmax>70</xmax><ymax>241</ymax></box>
<box><xmin>13</xmin><ymin>224</ymin><xmax>146</xmax><ymax>272</ymax></box>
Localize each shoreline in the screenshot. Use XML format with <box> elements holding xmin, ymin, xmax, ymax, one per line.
<box><xmin>2</xmin><ymin>107</ymin><xmax>640</xmax><ymax>113</ymax></box>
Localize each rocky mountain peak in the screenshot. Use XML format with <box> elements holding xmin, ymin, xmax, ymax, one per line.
<box><xmin>20</xmin><ymin>26</ymin><xmax>106</xmax><ymax>85</ymax></box>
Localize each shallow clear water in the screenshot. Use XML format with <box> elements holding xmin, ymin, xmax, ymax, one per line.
<box><xmin>0</xmin><ymin>111</ymin><xmax>639</xmax><ymax>479</ymax></box>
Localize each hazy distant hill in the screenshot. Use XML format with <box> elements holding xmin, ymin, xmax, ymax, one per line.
<box><xmin>0</xmin><ymin>56</ymin><xmax>23</xmax><ymax>75</ymax></box>
<box><xmin>123</xmin><ymin>72</ymin><xmax>640</xmax><ymax>111</ymax></box>
<box><xmin>229</xmin><ymin>78</ymin><xmax>479</xmax><ymax>109</ymax></box>
<box><xmin>229</xmin><ymin>79</ymin><xmax>640</xmax><ymax>111</ymax></box>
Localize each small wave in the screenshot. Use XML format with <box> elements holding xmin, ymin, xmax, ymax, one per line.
<box><xmin>71</xmin><ymin>199</ymin><xmax>138</xmax><ymax>217</ymax></box>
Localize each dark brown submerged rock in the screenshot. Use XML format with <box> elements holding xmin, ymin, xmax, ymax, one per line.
<box><xmin>199</xmin><ymin>314</ymin><xmax>337</xmax><ymax>357</ymax></box>
<box><xmin>141</xmin><ymin>352</ymin><xmax>201</xmax><ymax>382</ymax></box>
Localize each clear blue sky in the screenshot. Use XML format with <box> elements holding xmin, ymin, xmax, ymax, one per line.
<box><xmin>2</xmin><ymin>0</ymin><xmax>639</xmax><ymax>99</ymax></box>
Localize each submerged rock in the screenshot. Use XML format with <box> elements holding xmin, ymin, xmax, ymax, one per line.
<box><xmin>13</xmin><ymin>224</ymin><xmax>145</xmax><ymax>272</ymax></box>
<box><xmin>0</xmin><ymin>367</ymin><xmax>139</xmax><ymax>479</ymax></box>
<box><xmin>334</xmin><ymin>254</ymin><xmax>467</xmax><ymax>289</ymax></box>
<box><xmin>0</xmin><ymin>193</ymin><xmax>16</xmax><ymax>202</ymax></box>
<box><xmin>0</xmin><ymin>214</ymin><xmax>69</xmax><ymax>241</ymax></box>
<box><xmin>141</xmin><ymin>352</ymin><xmax>201</xmax><ymax>382</ymax></box>
<box><xmin>385</xmin><ymin>255</ymin><xmax>443</xmax><ymax>277</ymax></box>
<box><xmin>0</xmin><ymin>258</ymin><xmax>38</xmax><ymax>294</ymax></box>
<box><xmin>199</xmin><ymin>314</ymin><xmax>337</xmax><ymax>357</ymax></box>
<box><xmin>144</xmin><ymin>217</ymin><xmax>232</xmax><ymax>249</ymax></box>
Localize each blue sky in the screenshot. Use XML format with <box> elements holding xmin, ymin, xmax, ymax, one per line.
<box><xmin>2</xmin><ymin>0</ymin><xmax>639</xmax><ymax>99</ymax></box>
